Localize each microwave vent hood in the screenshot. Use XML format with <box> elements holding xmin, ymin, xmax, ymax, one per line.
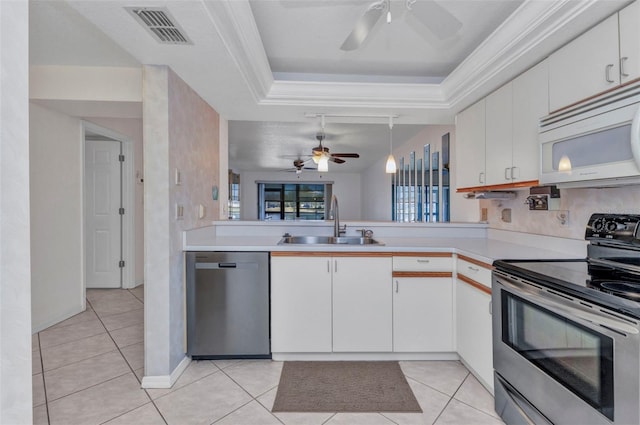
<box><xmin>539</xmin><ymin>81</ymin><xmax>640</xmax><ymax>189</ymax></box>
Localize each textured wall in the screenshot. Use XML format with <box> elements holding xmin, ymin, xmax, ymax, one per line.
<box><xmin>480</xmin><ymin>185</ymin><xmax>640</xmax><ymax>240</ymax></box>
<box><xmin>143</xmin><ymin>65</ymin><xmax>220</xmax><ymax>380</ymax></box>
<box><xmin>1</xmin><ymin>0</ymin><xmax>33</xmax><ymax>422</ymax></box>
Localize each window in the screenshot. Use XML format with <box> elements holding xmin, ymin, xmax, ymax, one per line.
<box><xmin>392</xmin><ymin>133</ymin><xmax>450</xmax><ymax>222</ymax></box>
<box><xmin>228</xmin><ymin>171</ymin><xmax>240</xmax><ymax>220</ymax></box>
<box><xmin>258</xmin><ymin>183</ymin><xmax>331</xmax><ymax>220</ymax></box>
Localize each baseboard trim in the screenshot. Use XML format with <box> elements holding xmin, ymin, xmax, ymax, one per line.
<box><xmin>141</xmin><ymin>355</ymin><xmax>191</xmax><ymax>389</ymax></box>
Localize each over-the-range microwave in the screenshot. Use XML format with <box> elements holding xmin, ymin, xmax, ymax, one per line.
<box><xmin>539</xmin><ymin>81</ymin><xmax>640</xmax><ymax>188</ymax></box>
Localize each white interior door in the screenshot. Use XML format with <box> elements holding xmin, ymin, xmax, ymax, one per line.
<box><xmin>85</xmin><ymin>139</ymin><xmax>122</xmax><ymax>288</ymax></box>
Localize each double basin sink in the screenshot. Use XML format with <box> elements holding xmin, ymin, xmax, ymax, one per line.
<box><xmin>278</xmin><ymin>235</ymin><xmax>384</xmax><ymax>246</ymax></box>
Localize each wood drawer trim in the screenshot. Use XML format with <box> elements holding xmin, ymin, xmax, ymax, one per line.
<box><xmin>458</xmin><ymin>274</ymin><xmax>492</xmax><ymax>295</ymax></box>
<box><xmin>272</xmin><ymin>251</ymin><xmax>393</xmax><ymax>258</ymax></box>
<box><xmin>393</xmin><ymin>252</ymin><xmax>452</xmax><ymax>257</ymax></box>
<box><xmin>393</xmin><ymin>271</ymin><xmax>453</xmax><ymax>278</ymax></box>
<box><xmin>457</xmin><ymin>254</ymin><xmax>493</xmax><ymax>270</ymax></box>
<box><xmin>456</xmin><ymin>180</ymin><xmax>539</xmax><ymax>193</ymax></box>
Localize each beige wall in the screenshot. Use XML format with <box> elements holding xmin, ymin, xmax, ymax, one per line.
<box><xmin>481</xmin><ymin>185</ymin><xmax>640</xmax><ymax>240</ymax></box>
<box><xmin>143</xmin><ymin>65</ymin><xmax>221</xmax><ymax>379</ymax></box>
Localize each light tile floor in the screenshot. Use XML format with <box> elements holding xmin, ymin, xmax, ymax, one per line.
<box><xmin>32</xmin><ymin>287</ymin><xmax>504</xmax><ymax>425</ymax></box>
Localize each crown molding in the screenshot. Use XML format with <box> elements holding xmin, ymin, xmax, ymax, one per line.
<box><xmin>201</xmin><ymin>0</ymin><xmax>273</xmax><ymax>102</ymax></box>
<box><xmin>264</xmin><ymin>80</ymin><xmax>446</xmax><ymax>109</ymax></box>
<box><xmin>203</xmin><ymin>0</ymin><xmax>628</xmax><ymax>114</ymax></box>
<box><xmin>442</xmin><ymin>0</ymin><xmax>606</xmax><ymax>112</ymax></box>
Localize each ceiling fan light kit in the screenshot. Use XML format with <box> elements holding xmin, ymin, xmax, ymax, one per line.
<box><xmin>341</xmin><ymin>0</ymin><xmax>462</xmax><ymax>51</ymax></box>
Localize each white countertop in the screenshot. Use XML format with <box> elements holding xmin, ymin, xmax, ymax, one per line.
<box><xmin>184</xmin><ymin>235</ymin><xmax>584</xmax><ymax>265</ymax></box>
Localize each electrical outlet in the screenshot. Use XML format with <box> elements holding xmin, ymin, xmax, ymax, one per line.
<box><xmin>175</xmin><ymin>168</ymin><xmax>181</xmax><ymax>186</ymax></box>
<box><xmin>481</xmin><ymin>208</ymin><xmax>488</xmax><ymax>222</ymax></box>
<box><xmin>501</xmin><ymin>208</ymin><xmax>512</xmax><ymax>223</ymax></box>
<box><xmin>175</xmin><ymin>204</ymin><xmax>184</xmax><ymax>220</ymax></box>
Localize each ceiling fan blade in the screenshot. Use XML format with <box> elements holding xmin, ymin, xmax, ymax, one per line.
<box><xmin>340</xmin><ymin>1</ymin><xmax>385</xmax><ymax>51</ymax></box>
<box><xmin>332</xmin><ymin>153</ymin><xmax>360</xmax><ymax>158</ymax></box>
<box><xmin>409</xmin><ymin>0</ymin><xmax>462</xmax><ymax>40</ymax></box>
<box><xmin>330</xmin><ymin>157</ymin><xmax>346</xmax><ymax>164</ymax></box>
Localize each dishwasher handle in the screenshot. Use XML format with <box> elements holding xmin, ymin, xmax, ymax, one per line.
<box><xmin>195</xmin><ymin>262</ymin><xmax>258</xmax><ymax>270</ymax></box>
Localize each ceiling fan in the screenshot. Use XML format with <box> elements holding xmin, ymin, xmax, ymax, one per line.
<box><xmin>311</xmin><ymin>131</ymin><xmax>360</xmax><ymax>166</ymax></box>
<box><xmin>341</xmin><ymin>0</ymin><xmax>462</xmax><ymax>51</ymax></box>
<box><xmin>282</xmin><ymin>158</ymin><xmax>317</xmax><ymax>174</ymax></box>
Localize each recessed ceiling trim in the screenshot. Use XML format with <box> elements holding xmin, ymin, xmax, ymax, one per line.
<box><xmin>126</xmin><ymin>7</ymin><xmax>192</xmax><ymax>45</ymax></box>
<box><xmin>201</xmin><ymin>0</ymin><xmax>273</xmax><ymax>103</ymax></box>
<box><xmin>214</xmin><ymin>0</ymin><xmax>628</xmax><ymax>116</ymax></box>
<box><xmin>264</xmin><ymin>80</ymin><xmax>446</xmax><ymax>109</ymax></box>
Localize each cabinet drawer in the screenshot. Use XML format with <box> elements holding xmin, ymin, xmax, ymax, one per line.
<box><xmin>393</xmin><ymin>255</ymin><xmax>452</xmax><ymax>272</ymax></box>
<box><xmin>457</xmin><ymin>257</ymin><xmax>492</xmax><ymax>288</ymax></box>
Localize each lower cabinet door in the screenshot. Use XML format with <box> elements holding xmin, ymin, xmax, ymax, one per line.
<box><xmin>393</xmin><ymin>277</ymin><xmax>453</xmax><ymax>352</ymax></box>
<box><xmin>456</xmin><ymin>279</ymin><xmax>494</xmax><ymax>390</ymax></box>
<box><xmin>332</xmin><ymin>257</ymin><xmax>392</xmax><ymax>352</ymax></box>
<box><xmin>271</xmin><ymin>256</ymin><xmax>332</xmax><ymax>352</ymax></box>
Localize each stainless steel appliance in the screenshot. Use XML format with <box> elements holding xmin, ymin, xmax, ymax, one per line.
<box><xmin>493</xmin><ymin>214</ymin><xmax>640</xmax><ymax>425</ymax></box>
<box><xmin>186</xmin><ymin>251</ymin><xmax>270</xmax><ymax>359</ymax></box>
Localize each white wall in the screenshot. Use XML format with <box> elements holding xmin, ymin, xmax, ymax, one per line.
<box><xmin>239</xmin><ymin>171</ymin><xmax>362</xmax><ymax>220</ymax></box>
<box><xmin>87</xmin><ymin>117</ymin><xmax>144</xmax><ymax>285</ymax></box>
<box><xmin>361</xmin><ymin>125</ymin><xmax>468</xmax><ymax>221</ymax></box>
<box><xmin>0</xmin><ymin>0</ymin><xmax>33</xmax><ymax>422</ymax></box>
<box><xmin>29</xmin><ymin>103</ymin><xmax>85</xmax><ymax>332</ymax></box>
<box><xmin>143</xmin><ymin>65</ymin><xmax>221</xmax><ymax>383</ymax></box>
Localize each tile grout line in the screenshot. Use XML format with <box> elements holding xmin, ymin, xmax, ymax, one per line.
<box><xmin>430</xmin><ymin>371</ymin><xmax>471</xmax><ymax>425</ymax></box>
<box><xmin>84</xmin><ymin>296</ymin><xmax>164</xmax><ymax>424</ymax></box>
<box><xmin>37</xmin><ymin>332</ymin><xmax>52</xmax><ymax>425</ymax></box>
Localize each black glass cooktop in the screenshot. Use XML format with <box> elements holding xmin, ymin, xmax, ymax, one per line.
<box><xmin>494</xmin><ymin>258</ymin><xmax>640</xmax><ymax>319</ymax></box>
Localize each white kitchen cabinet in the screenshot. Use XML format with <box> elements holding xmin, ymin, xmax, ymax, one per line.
<box><xmin>511</xmin><ymin>60</ymin><xmax>549</xmax><ymax>182</ymax></box>
<box><xmin>333</xmin><ymin>256</ymin><xmax>393</xmax><ymax>352</ymax></box>
<box><xmin>484</xmin><ymin>83</ymin><xmax>513</xmax><ymax>186</ymax></box>
<box><xmin>456</xmin><ymin>255</ymin><xmax>494</xmax><ymax>392</ymax></box>
<box><xmin>271</xmin><ymin>255</ymin><xmax>332</xmax><ymax>353</ymax></box>
<box><xmin>548</xmin><ymin>14</ymin><xmax>620</xmax><ymax>111</ymax></box>
<box><xmin>393</xmin><ymin>277</ymin><xmax>453</xmax><ymax>352</ymax></box>
<box><xmin>392</xmin><ymin>254</ymin><xmax>454</xmax><ymax>352</ymax></box>
<box><xmin>619</xmin><ymin>1</ymin><xmax>640</xmax><ymax>84</ymax></box>
<box><xmin>455</xmin><ymin>99</ymin><xmax>486</xmax><ymax>189</ymax></box>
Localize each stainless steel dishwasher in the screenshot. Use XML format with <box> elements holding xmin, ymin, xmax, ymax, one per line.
<box><xmin>186</xmin><ymin>252</ymin><xmax>270</xmax><ymax>359</ymax></box>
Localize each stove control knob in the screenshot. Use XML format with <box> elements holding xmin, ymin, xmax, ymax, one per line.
<box><xmin>592</xmin><ymin>219</ymin><xmax>604</xmax><ymax>232</ymax></box>
<box><xmin>606</xmin><ymin>221</ymin><xmax>618</xmax><ymax>232</ymax></box>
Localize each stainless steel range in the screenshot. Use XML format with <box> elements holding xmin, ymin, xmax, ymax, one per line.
<box><xmin>493</xmin><ymin>214</ymin><xmax>640</xmax><ymax>425</ymax></box>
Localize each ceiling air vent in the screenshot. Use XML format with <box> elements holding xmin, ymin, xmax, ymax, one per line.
<box><xmin>127</xmin><ymin>7</ymin><xmax>192</xmax><ymax>45</ymax></box>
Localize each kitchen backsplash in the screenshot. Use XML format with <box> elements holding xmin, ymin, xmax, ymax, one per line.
<box><xmin>480</xmin><ymin>185</ymin><xmax>640</xmax><ymax>240</ymax></box>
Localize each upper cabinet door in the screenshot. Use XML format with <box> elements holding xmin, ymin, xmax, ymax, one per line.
<box><xmin>619</xmin><ymin>1</ymin><xmax>640</xmax><ymax>84</ymax></box>
<box><xmin>549</xmin><ymin>14</ymin><xmax>620</xmax><ymax>112</ymax></box>
<box><xmin>484</xmin><ymin>83</ymin><xmax>513</xmax><ymax>186</ymax></box>
<box><xmin>455</xmin><ymin>99</ymin><xmax>486</xmax><ymax>189</ymax></box>
<box><xmin>512</xmin><ymin>60</ymin><xmax>549</xmax><ymax>183</ymax></box>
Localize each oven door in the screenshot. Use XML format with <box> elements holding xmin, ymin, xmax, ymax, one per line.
<box><xmin>492</xmin><ymin>271</ymin><xmax>640</xmax><ymax>425</ymax></box>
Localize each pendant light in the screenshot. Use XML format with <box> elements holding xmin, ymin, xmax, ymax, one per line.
<box><xmin>385</xmin><ymin>116</ymin><xmax>397</xmax><ymax>173</ymax></box>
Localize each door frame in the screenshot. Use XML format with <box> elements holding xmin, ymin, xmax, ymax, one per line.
<box><xmin>82</xmin><ymin>121</ymin><xmax>136</xmax><ymax>289</ymax></box>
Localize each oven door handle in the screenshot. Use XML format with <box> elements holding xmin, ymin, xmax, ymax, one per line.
<box><xmin>497</xmin><ymin>275</ymin><xmax>640</xmax><ymax>336</ymax></box>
